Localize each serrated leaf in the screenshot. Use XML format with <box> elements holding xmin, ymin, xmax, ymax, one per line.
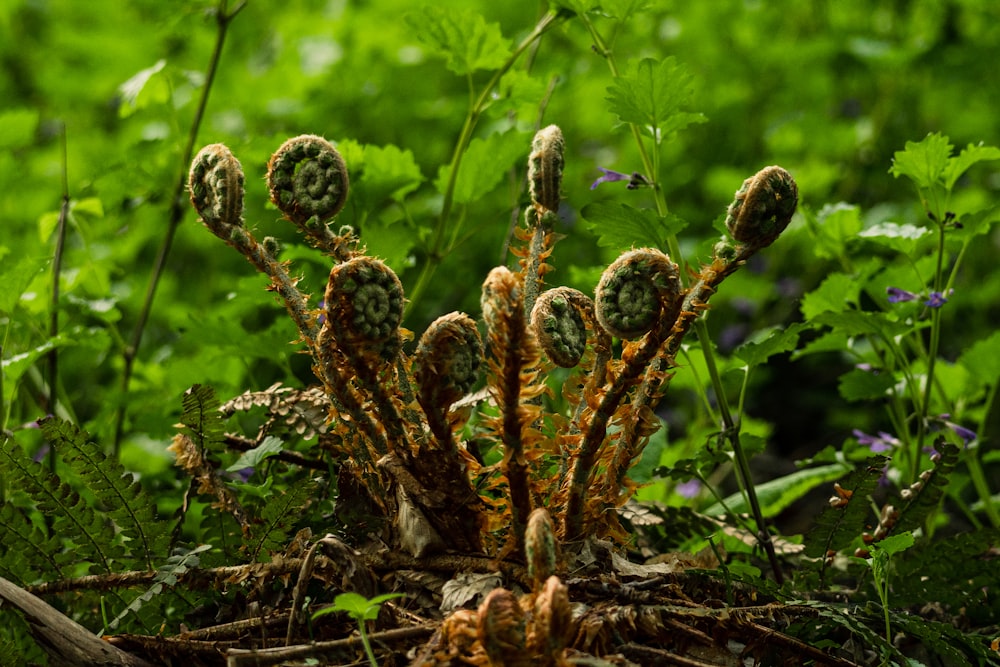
<box><xmin>954</xmin><ymin>202</ymin><xmax>1000</xmax><ymax>240</ymax></box>
<box><xmin>435</xmin><ymin>128</ymin><xmax>528</xmax><ymax>204</ymax></box>
<box><xmin>811</xmin><ymin>310</ymin><xmax>911</xmax><ymax>339</ymax></box>
<box><xmin>703</xmin><ymin>463</ymin><xmax>849</xmax><ymax>518</ymax></box>
<box><xmin>361</xmin><ymin>143</ymin><xmax>423</xmax><ymax>204</ymax></box>
<box><xmin>580</xmin><ymin>201</ymin><xmax>686</xmax><ymax>251</ymax></box>
<box><xmin>838</xmin><ymin>367</ymin><xmax>896</xmax><ymax>402</ymax></box>
<box><xmin>812</xmin><ymin>202</ymin><xmax>862</xmax><ymax>260</ymax></box>
<box><xmin>791</xmin><ymin>330</ymin><xmax>850</xmax><ymax>360</ymax></box>
<box><xmin>943</xmin><ymin>142</ymin><xmax>1000</xmax><ymax>190</ymax></box>
<box><xmin>800</xmin><ymin>273</ymin><xmax>860</xmax><ymax>320</ymax></box>
<box><xmin>857</xmin><ymin>221</ymin><xmax>931</xmax><ymax>255</ymax></box>
<box><xmin>226</xmin><ymin>436</ymin><xmax>284</xmax><ymax>472</ymax></box>
<box><xmin>735</xmin><ymin>322</ymin><xmax>806</xmax><ymax>368</ymax></box>
<box><xmin>605</xmin><ymin>57</ymin><xmax>706</xmax><ymax>139</ymax></box>
<box><xmin>406</xmin><ymin>7</ymin><xmax>510</xmax><ymax>75</ymax></box>
<box><xmin>889</xmin><ymin>132</ymin><xmax>952</xmax><ymax>190</ymax></box>
<box><xmin>958</xmin><ymin>330</ymin><xmax>1000</xmax><ymax>388</ymax></box>
<box><xmin>118</xmin><ymin>59</ymin><xmax>169</xmax><ymax>118</ymax></box>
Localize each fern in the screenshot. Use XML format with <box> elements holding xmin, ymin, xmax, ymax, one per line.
<box><xmin>0</xmin><ymin>434</ymin><xmax>123</xmax><ymax>574</ymax></box>
<box><xmin>893</xmin><ymin>528</ymin><xmax>1000</xmax><ymax>623</ymax></box>
<box><xmin>180</xmin><ymin>383</ymin><xmax>227</xmax><ymax>454</ymax></box>
<box><xmin>802</xmin><ymin>456</ymin><xmax>888</xmax><ymax>561</ymax></box>
<box><xmin>890</xmin><ymin>439</ymin><xmax>959</xmax><ymax>537</ymax></box>
<box><xmin>245</xmin><ymin>477</ymin><xmax>318</xmax><ymax>561</ymax></box>
<box><xmin>41</xmin><ymin>417</ymin><xmax>171</xmax><ymax>571</ymax></box>
<box><xmin>0</xmin><ymin>501</ymin><xmax>68</xmax><ymax>583</ymax></box>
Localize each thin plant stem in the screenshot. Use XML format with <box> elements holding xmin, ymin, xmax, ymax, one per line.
<box><xmin>112</xmin><ymin>0</ymin><xmax>246</xmax><ymax>456</ymax></box>
<box><xmin>579</xmin><ymin>11</ymin><xmax>782</xmax><ymax>581</ymax></box>
<box><xmin>47</xmin><ymin>123</ymin><xmax>70</xmax><ymax>474</ymax></box>
<box><xmin>696</xmin><ymin>317</ymin><xmax>784</xmax><ymax>585</ymax></box>
<box><xmin>405</xmin><ymin>11</ymin><xmax>563</xmax><ymax>314</ymax></box>
<box><xmin>912</xmin><ymin>223</ymin><xmax>946</xmax><ymax>484</ymax></box>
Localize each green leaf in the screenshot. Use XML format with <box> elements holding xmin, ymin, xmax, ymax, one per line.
<box><xmin>954</xmin><ymin>203</ymin><xmax>1000</xmax><ymax>240</ymax></box>
<box><xmin>942</xmin><ymin>143</ymin><xmax>1000</xmax><ymax>190</ymax></box>
<box><xmin>872</xmin><ymin>531</ymin><xmax>914</xmax><ymax>557</ymax></box>
<box><xmin>435</xmin><ymin>128</ymin><xmax>528</xmax><ymax>204</ymax></box>
<box><xmin>812</xmin><ymin>203</ymin><xmax>862</xmax><ymax>260</ymax></box>
<box><xmin>837</xmin><ymin>367</ymin><xmax>896</xmax><ymax>402</ymax></box>
<box><xmin>811</xmin><ymin>310</ymin><xmax>911</xmax><ymax>339</ymax></box>
<box><xmin>800</xmin><ymin>273</ymin><xmax>860</xmax><ymax>320</ymax></box>
<box><xmin>599</xmin><ymin>0</ymin><xmax>651</xmax><ymax>20</ymax></box>
<box><xmin>891</xmin><ymin>440</ymin><xmax>959</xmax><ymax>537</ymax></box>
<box><xmin>889</xmin><ymin>132</ymin><xmax>953</xmax><ymax>190</ymax></box>
<box><xmin>958</xmin><ymin>331</ymin><xmax>1000</xmax><ymax>388</ymax></box>
<box><xmin>580</xmin><ymin>201</ymin><xmax>687</xmax><ymax>251</ymax></box>
<box><xmin>226</xmin><ymin>436</ymin><xmax>284</xmax><ymax>472</ymax></box>
<box><xmin>734</xmin><ymin>322</ymin><xmax>806</xmax><ymax>368</ymax></box>
<box><xmin>360</xmin><ymin>144</ymin><xmax>424</xmax><ymax>204</ymax></box>
<box><xmin>703</xmin><ymin>463</ymin><xmax>849</xmax><ymax>518</ymax></box>
<box><xmin>605</xmin><ymin>57</ymin><xmax>706</xmax><ymax>139</ymax></box>
<box><xmin>857</xmin><ymin>221</ymin><xmax>931</xmax><ymax>255</ymax></box>
<box><xmin>118</xmin><ymin>59</ymin><xmax>170</xmax><ymax>118</ymax></box>
<box><xmin>406</xmin><ymin>7</ymin><xmax>510</xmax><ymax>75</ymax></box>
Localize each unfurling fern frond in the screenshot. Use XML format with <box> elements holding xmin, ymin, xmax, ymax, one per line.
<box><xmin>890</xmin><ymin>439</ymin><xmax>959</xmax><ymax>537</ymax></box>
<box><xmin>40</xmin><ymin>417</ymin><xmax>171</xmax><ymax>571</ymax></box>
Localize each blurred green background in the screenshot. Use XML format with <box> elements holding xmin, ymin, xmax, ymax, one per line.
<box><xmin>3</xmin><ymin>0</ymin><xmax>999</xmax><ymax>475</ymax></box>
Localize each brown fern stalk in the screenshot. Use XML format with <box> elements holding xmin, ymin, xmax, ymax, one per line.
<box><xmin>482</xmin><ymin>266</ymin><xmax>543</xmax><ymax>554</ymax></box>
<box><xmin>562</xmin><ymin>249</ymin><xmax>683</xmax><ymax>542</ymax></box>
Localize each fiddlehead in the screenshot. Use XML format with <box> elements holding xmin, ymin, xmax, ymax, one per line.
<box><xmin>324</xmin><ymin>257</ymin><xmax>405</xmax><ymax>364</ymax></box>
<box><xmin>412</xmin><ymin>312</ymin><xmax>483</xmax><ymax>447</ymax></box>
<box><xmin>725</xmin><ymin>165</ymin><xmax>798</xmax><ymax>249</ymax></box>
<box><xmin>530</xmin><ymin>287</ymin><xmax>589</xmax><ymax>369</ymax></box>
<box><xmin>527</xmin><ymin>124</ymin><xmax>564</xmax><ymax>214</ymax></box>
<box><xmin>594</xmin><ymin>248</ymin><xmax>681</xmax><ymax>340</ymax></box>
<box><xmin>267</xmin><ymin>134</ymin><xmax>355</xmax><ymax>260</ymax></box>
<box><xmin>188</xmin><ymin>143</ymin><xmax>245</xmax><ymax>234</ymax></box>
<box><xmin>268</xmin><ymin>134</ymin><xmax>349</xmax><ymax>224</ymax></box>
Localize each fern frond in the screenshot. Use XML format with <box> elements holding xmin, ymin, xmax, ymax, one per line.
<box><xmin>0</xmin><ymin>434</ymin><xmax>123</xmax><ymax>573</ymax></box>
<box><xmin>0</xmin><ymin>502</ymin><xmax>67</xmax><ymax>583</ymax></box>
<box><xmin>41</xmin><ymin>417</ymin><xmax>171</xmax><ymax>571</ymax></box>
<box><xmin>802</xmin><ymin>456</ymin><xmax>888</xmax><ymax>561</ymax></box>
<box><xmin>244</xmin><ymin>478</ymin><xmax>318</xmax><ymax>562</ymax></box>
<box><xmin>890</xmin><ymin>439</ymin><xmax>959</xmax><ymax>536</ymax></box>
<box><xmin>180</xmin><ymin>384</ymin><xmax>227</xmax><ymax>454</ymax></box>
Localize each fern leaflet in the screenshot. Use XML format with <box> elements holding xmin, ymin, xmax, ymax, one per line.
<box><xmin>890</xmin><ymin>439</ymin><xmax>959</xmax><ymax>536</ymax></box>
<box><xmin>245</xmin><ymin>478</ymin><xmax>318</xmax><ymax>561</ymax></box>
<box><xmin>802</xmin><ymin>456</ymin><xmax>888</xmax><ymax>561</ymax></box>
<box><xmin>41</xmin><ymin>417</ymin><xmax>171</xmax><ymax>571</ymax></box>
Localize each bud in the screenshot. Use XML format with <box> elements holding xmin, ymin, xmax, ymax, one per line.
<box><xmin>725</xmin><ymin>165</ymin><xmax>798</xmax><ymax>248</ymax></box>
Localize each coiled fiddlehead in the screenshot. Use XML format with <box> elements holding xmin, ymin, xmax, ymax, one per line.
<box><xmin>324</xmin><ymin>257</ymin><xmax>404</xmax><ymax>362</ymax></box>
<box><xmin>528</xmin><ymin>124</ymin><xmax>564</xmax><ymax>214</ymax></box>
<box><xmin>189</xmin><ymin>143</ymin><xmax>245</xmax><ymax>234</ymax></box>
<box><xmin>725</xmin><ymin>165</ymin><xmax>798</xmax><ymax>249</ymax></box>
<box><xmin>267</xmin><ymin>134</ymin><xmax>350</xmax><ymax>225</ymax></box>
<box><xmin>412</xmin><ymin>312</ymin><xmax>483</xmax><ymax>446</ymax></box>
<box><xmin>594</xmin><ymin>248</ymin><xmax>681</xmax><ymax>340</ymax></box>
<box><xmin>530</xmin><ymin>287</ymin><xmax>589</xmax><ymax>368</ymax></box>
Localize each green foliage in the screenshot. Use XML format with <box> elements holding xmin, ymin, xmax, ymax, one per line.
<box><xmin>605</xmin><ymin>57</ymin><xmax>706</xmax><ymax>141</ymax></box>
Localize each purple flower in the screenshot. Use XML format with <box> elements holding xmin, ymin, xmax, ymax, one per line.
<box><xmin>675</xmin><ymin>479</ymin><xmax>702</xmax><ymax>499</ymax></box>
<box><xmin>590</xmin><ymin>167</ymin><xmax>630</xmax><ymax>190</ymax></box>
<box><xmin>938</xmin><ymin>414</ymin><xmax>977</xmax><ymax>445</ymax></box>
<box><xmin>589</xmin><ymin>167</ymin><xmax>649</xmax><ymax>190</ymax></box>
<box><xmin>853</xmin><ymin>429</ymin><xmax>900</xmax><ymax>453</ymax></box>
<box><xmin>924</xmin><ymin>291</ymin><xmax>949</xmax><ymax>308</ymax></box>
<box><xmin>886</xmin><ymin>287</ymin><xmax>919</xmax><ymax>303</ymax></box>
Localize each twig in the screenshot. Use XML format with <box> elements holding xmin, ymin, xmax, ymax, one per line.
<box><xmin>224</xmin><ymin>625</ymin><xmax>435</xmax><ymax>666</ymax></box>
<box><xmin>112</xmin><ymin>0</ymin><xmax>246</xmax><ymax>456</ymax></box>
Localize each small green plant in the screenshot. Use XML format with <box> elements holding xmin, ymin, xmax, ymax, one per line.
<box><xmin>854</xmin><ymin>531</ymin><xmax>915</xmax><ymax>664</ymax></box>
<box><xmin>311</xmin><ymin>592</ymin><xmax>404</xmax><ymax>667</ymax></box>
